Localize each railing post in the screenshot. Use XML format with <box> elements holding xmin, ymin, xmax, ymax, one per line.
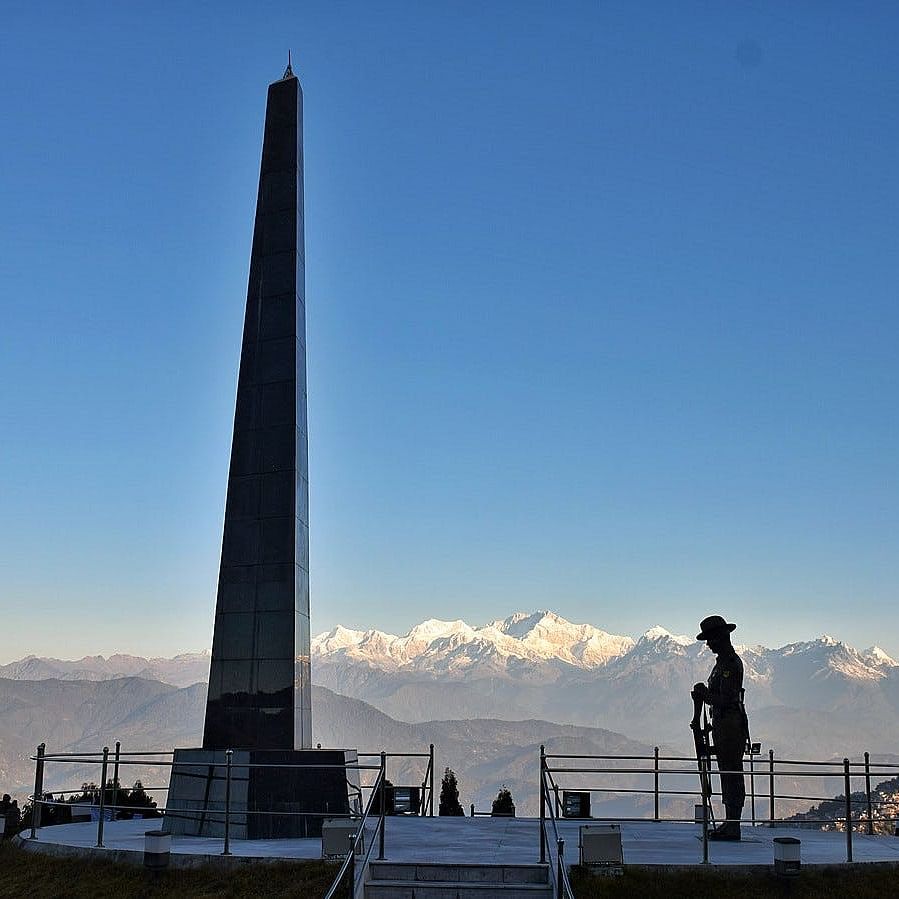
<box><xmin>222</xmin><ymin>749</ymin><xmax>233</xmax><ymax>856</ymax></box>
<box><xmin>653</xmin><ymin>746</ymin><xmax>660</xmax><ymax>822</ymax></box>
<box><xmin>29</xmin><ymin>743</ymin><xmax>45</xmax><ymax>839</ymax></box>
<box><xmin>768</xmin><ymin>749</ymin><xmax>775</xmax><ymax>826</ymax></box>
<box><xmin>844</xmin><ymin>758</ymin><xmax>853</xmax><ymax>863</ymax></box>
<box><xmin>470</xmin><ymin>803</ymin><xmax>475</xmax><ymax>817</ymax></box>
<box><xmin>347</xmin><ymin>831</ymin><xmax>356</xmax><ymax>896</ymax></box>
<box><xmin>378</xmin><ymin>751</ymin><xmax>386</xmax><ymax>860</ymax></box>
<box><xmin>539</xmin><ymin>745</ymin><xmax>546</xmax><ymax>864</ymax></box>
<box><xmin>864</xmin><ymin>751</ymin><xmax>874</xmax><ymax>836</ymax></box>
<box><xmin>111</xmin><ymin>741</ymin><xmax>121</xmax><ymax>821</ymax></box>
<box><xmin>96</xmin><ymin>746</ymin><xmax>109</xmax><ymax>848</ymax></box>
<box><xmin>556</xmin><ymin>838</ymin><xmax>565</xmax><ymax>895</ymax></box>
<box><xmin>429</xmin><ymin>744</ymin><xmax>435</xmax><ymax>816</ymax></box>
<box><xmin>701</xmin><ymin>790</ymin><xmax>709</xmax><ymax>865</ymax></box>
<box><xmin>749</xmin><ymin>748</ymin><xmax>756</xmax><ymax>826</ymax></box>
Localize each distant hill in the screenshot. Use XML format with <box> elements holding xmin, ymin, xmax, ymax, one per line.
<box><xmin>0</xmin><ymin>677</ymin><xmax>655</xmax><ymax>817</ymax></box>
<box><xmin>785</xmin><ymin>775</ymin><xmax>899</xmax><ymax>835</ymax></box>
<box><xmin>0</xmin><ymin>652</ymin><xmax>210</xmax><ymax>688</ymax></box>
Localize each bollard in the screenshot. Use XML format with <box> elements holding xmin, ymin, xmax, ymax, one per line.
<box><xmin>222</xmin><ymin>750</ymin><xmax>233</xmax><ymax>856</ymax></box>
<box><xmin>96</xmin><ymin>746</ymin><xmax>109</xmax><ymax>848</ymax></box>
<box><xmin>773</xmin><ymin>836</ymin><xmax>800</xmax><ymax>876</ymax></box>
<box><xmin>470</xmin><ymin>803</ymin><xmax>475</xmax><ymax>818</ymax></box>
<box><xmin>144</xmin><ymin>830</ymin><xmax>171</xmax><ymax>872</ymax></box>
<box><xmin>29</xmin><ymin>743</ymin><xmax>45</xmax><ymax>839</ymax></box>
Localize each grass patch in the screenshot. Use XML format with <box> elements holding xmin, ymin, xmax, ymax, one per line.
<box><xmin>4</xmin><ymin>840</ymin><xmax>897</xmax><ymax>899</ymax></box>
<box><xmin>569</xmin><ymin>863</ymin><xmax>899</xmax><ymax>898</ymax></box>
<box><xmin>0</xmin><ymin>840</ymin><xmax>343</xmax><ymax>898</ymax></box>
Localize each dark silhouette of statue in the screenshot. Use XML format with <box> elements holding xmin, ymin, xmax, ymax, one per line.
<box><xmin>693</xmin><ymin>615</ymin><xmax>749</xmax><ymax>841</ymax></box>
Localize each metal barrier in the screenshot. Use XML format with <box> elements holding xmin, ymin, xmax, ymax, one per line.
<box><xmin>539</xmin><ymin>745</ymin><xmax>899</xmax><ymax>868</ymax></box>
<box><xmin>26</xmin><ymin>739</ymin><xmax>436</xmax><ymax>883</ymax></box>
<box><xmin>323</xmin><ymin>755</ymin><xmax>386</xmax><ymax>899</ymax></box>
<box><xmin>539</xmin><ymin>746</ymin><xmax>576</xmax><ymax>899</ymax></box>
<box><xmin>357</xmin><ymin>745</ymin><xmax>435</xmax><ymax>817</ymax></box>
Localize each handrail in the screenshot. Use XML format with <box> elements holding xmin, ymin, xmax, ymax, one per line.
<box><xmin>540</xmin><ymin>777</ymin><xmax>576</xmax><ymax>898</ymax></box>
<box><xmin>323</xmin><ymin>757</ymin><xmax>386</xmax><ymax>899</ymax></box>
<box><xmin>538</xmin><ymin>764</ymin><xmax>899</xmax><ymax>777</ymax></box>
<box><xmin>538</xmin><ymin>743</ymin><xmax>899</xmax><ymax>863</ymax></box>
<box><xmin>26</xmin><ymin>741</ymin><xmax>436</xmax><ymax>866</ymax></box>
<box><xmin>543</xmin><ymin>751</ymin><xmax>899</xmax><ymax>769</ymax></box>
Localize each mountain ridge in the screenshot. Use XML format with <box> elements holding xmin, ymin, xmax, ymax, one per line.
<box><xmin>311</xmin><ymin>610</ymin><xmax>897</xmax><ymax>683</ymax></box>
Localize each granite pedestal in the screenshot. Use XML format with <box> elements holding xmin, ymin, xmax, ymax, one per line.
<box><xmin>165</xmin><ymin>748</ymin><xmax>359</xmax><ymax>839</ymax></box>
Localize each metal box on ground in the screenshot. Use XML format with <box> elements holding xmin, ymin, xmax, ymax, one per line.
<box><xmin>580</xmin><ymin>824</ymin><xmax>623</xmax><ymax>867</ymax></box>
<box><xmin>321</xmin><ymin>818</ymin><xmax>362</xmax><ymax>858</ymax></box>
<box><xmin>390</xmin><ymin>786</ymin><xmax>421</xmax><ymax>815</ymax></box>
<box><xmin>562</xmin><ymin>790</ymin><xmax>590</xmax><ymax>818</ymax></box>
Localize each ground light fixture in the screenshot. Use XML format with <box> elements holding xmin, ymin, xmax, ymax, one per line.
<box><xmin>143</xmin><ymin>830</ymin><xmax>171</xmax><ymax>872</ymax></box>
<box><xmin>773</xmin><ymin>836</ymin><xmax>801</xmax><ymax>876</ymax></box>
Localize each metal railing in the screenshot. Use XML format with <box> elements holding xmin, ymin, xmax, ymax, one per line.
<box><xmin>540</xmin><ymin>745</ymin><xmax>899</xmax><ymax>867</ymax></box>
<box><xmin>357</xmin><ymin>745</ymin><xmax>435</xmax><ymax>817</ymax></box>
<box><xmin>539</xmin><ymin>746</ymin><xmax>576</xmax><ymax>899</ymax></box>
<box><xmin>25</xmin><ymin>740</ymin><xmax>435</xmax><ymax>869</ymax></box>
<box><xmin>323</xmin><ymin>755</ymin><xmax>386</xmax><ymax>899</ymax></box>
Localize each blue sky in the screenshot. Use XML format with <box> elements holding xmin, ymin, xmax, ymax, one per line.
<box><xmin>2</xmin><ymin>2</ymin><xmax>898</xmax><ymax>663</ymax></box>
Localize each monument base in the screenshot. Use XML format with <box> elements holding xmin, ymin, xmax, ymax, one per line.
<box><xmin>164</xmin><ymin>748</ymin><xmax>359</xmax><ymax>839</ymax></box>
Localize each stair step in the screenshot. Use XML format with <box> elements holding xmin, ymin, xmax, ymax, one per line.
<box><xmin>368</xmin><ymin>863</ymin><xmax>549</xmax><ymax>885</ymax></box>
<box><xmin>364</xmin><ymin>882</ymin><xmax>553</xmax><ymax>899</ymax></box>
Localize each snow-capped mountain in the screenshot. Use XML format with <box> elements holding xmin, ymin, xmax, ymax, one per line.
<box><xmin>311</xmin><ymin>611</ymin><xmax>899</xmax><ymax>758</ymax></box>
<box><xmin>312</xmin><ymin>610</ymin><xmax>897</xmax><ymax>687</ymax></box>
<box><xmin>311</xmin><ymin>610</ymin><xmax>636</xmax><ymax>677</ymax></box>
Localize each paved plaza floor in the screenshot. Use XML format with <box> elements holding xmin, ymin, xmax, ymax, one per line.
<box><xmin>20</xmin><ymin>816</ymin><xmax>899</xmax><ymax>869</ymax></box>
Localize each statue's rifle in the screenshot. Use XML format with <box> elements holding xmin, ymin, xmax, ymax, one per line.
<box><xmin>690</xmin><ymin>688</ymin><xmax>716</xmax><ymax>830</ymax></box>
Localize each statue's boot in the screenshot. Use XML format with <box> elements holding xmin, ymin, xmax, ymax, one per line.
<box><xmin>707</xmin><ymin>805</ymin><xmax>742</xmax><ymax>841</ymax></box>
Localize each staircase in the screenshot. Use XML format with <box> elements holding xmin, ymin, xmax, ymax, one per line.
<box><xmin>364</xmin><ymin>862</ymin><xmax>552</xmax><ymax>898</ymax></box>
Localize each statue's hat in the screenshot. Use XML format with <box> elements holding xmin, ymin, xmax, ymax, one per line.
<box><xmin>696</xmin><ymin>615</ymin><xmax>736</xmax><ymax>641</ymax></box>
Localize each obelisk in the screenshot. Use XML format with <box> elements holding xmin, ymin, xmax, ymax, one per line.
<box><xmin>166</xmin><ymin>66</ymin><xmax>356</xmax><ymax>839</ymax></box>
<box><xmin>202</xmin><ymin>60</ymin><xmax>311</xmax><ymax>751</ymax></box>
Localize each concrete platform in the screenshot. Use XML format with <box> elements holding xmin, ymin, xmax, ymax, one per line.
<box><xmin>16</xmin><ymin>816</ymin><xmax>899</xmax><ymax>869</ymax></box>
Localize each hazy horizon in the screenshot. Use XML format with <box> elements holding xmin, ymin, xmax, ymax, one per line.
<box><xmin>2</xmin><ymin>606</ymin><xmax>895</xmax><ymax>667</ymax></box>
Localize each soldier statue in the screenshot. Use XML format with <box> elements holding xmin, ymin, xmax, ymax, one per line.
<box><xmin>692</xmin><ymin>615</ymin><xmax>749</xmax><ymax>841</ymax></box>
